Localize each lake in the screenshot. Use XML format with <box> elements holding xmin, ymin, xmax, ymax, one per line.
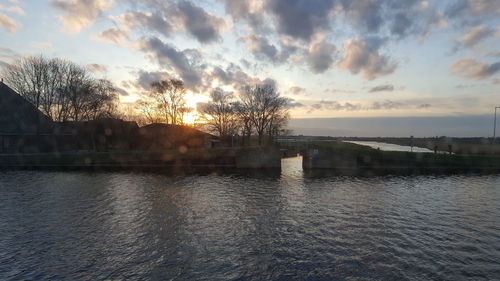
<box><xmin>1</xmin><ymin>157</ymin><xmax>499</xmax><ymax>280</ymax></box>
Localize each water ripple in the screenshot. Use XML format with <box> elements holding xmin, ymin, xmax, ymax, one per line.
<box><xmin>1</xmin><ymin>157</ymin><xmax>499</xmax><ymax>280</ymax></box>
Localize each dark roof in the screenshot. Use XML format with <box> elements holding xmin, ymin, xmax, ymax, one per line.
<box><xmin>0</xmin><ymin>82</ymin><xmax>53</xmax><ymax>134</ymax></box>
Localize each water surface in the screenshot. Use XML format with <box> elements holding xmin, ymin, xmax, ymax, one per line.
<box><xmin>345</xmin><ymin>141</ymin><xmax>435</xmax><ymax>153</ymax></box>
<box><xmin>1</xmin><ymin>157</ymin><xmax>499</xmax><ymax>280</ymax></box>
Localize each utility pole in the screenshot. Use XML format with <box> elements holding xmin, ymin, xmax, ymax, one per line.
<box><xmin>494</xmin><ymin>107</ymin><xmax>500</xmax><ymax>144</ymax></box>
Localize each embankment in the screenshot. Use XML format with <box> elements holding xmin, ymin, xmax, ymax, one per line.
<box><xmin>0</xmin><ymin>146</ymin><xmax>282</xmax><ymax>172</ymax></box>
<box><xmin>303</xmin><ymin>142</ymin><xmax>500</xmax><ymax>175</ymax></box>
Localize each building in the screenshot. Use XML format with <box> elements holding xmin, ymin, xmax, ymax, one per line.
<box><xmin>0</xmin><ymin>81</ymin><xmax>54</xmax><ymax>153</ymax></box>
<box><xmin>0</xmin><ymin>81</ymin><xmax>218</xmax><ymax>153</ymax></box>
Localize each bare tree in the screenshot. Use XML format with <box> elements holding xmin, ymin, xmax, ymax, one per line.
<box><xmin>233</xmin><ymin>101</ymin><xmax>253</xmax><ymax>145</ymax></box>
<box><xmin>3</xmin><ymin>56</ymin><xmax>57</xmax><ymax>116</ymax></box>
<box><xmin>135</xmin><ymin>99</ymin><xmax>165</xmax><ymax>124</ymax></box>
<box><xmin>2</xmin><ymin>55</ymin><xmax>118</xmax><ymax>122</ymax></box>
<box><xmin>239</xmin><ymin>83</ymin><xmax>289</xmax><ymax>145</ymax></box>
<box><xmin>198</xmin><ymin>88</ymin><xmax>240</xmax><ymax>137</ymax></box>
<box><xmin>149</xmin><ymin>79</ymin><xmax>190</xmax><ymax>125</ymax></box>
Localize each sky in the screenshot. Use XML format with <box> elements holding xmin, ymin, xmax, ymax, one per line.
<box><xmin>0</xmin><ymin>0</ymin><xmax>499</xmax><ymax>134</ymax></box>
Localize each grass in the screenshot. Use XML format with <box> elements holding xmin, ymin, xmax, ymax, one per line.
<box><xmin>344</xmin><ymin>137</ymin><xmax>500</xmax><ymax>156</ymax></box>
<box><xmin>302</xmin><ymin>141</ymin><xmax>500</xmax><ymax>172</ymax></box>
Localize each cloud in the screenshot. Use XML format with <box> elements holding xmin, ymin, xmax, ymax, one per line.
<box><xmin>418</xmin><ymin>103</ymin><xmax>432</xmax><ymax>109</ymax></box>
<box><xmin>285</xmin><ymin>98</ymin><xmax>305</xmax><ymax>108</ymax></box>
<box><xmin>222</xmin><ymin>0</ymin><xmax>264</xmax><ymax>30</ymax></box>
<box><xmin>308</xmin><ymin>100</ymin><xmax>362</xmax><ymax>112</ymax></box>
<box><xmin>0</xmin><ymin>4</ymin><xmax>24</xmax><ymax>15</ymax></box>
<box><xmin>86</xmin><ymin>63</ymin><xmax>108</xmax><ymax>73</ymax></box>
<box><xmin>324</xmin><ymin>88</ymin><xmax>355</xmax><ymax>94</ymax></box>
<box><xmin>209</xmin><ymin>63</ymin><xmax>259</xmax><ymax>88</ymax></box>
<box><xmin>92</xmin><ymin>28</ymin><xmax>130</xmax><ymax>45</ymax></box>
<box><xmin>114</xmin><ymin>1</ymin><xmax>225</xmax><ymax>44</ymax></box>
<box><xmin>369</xmin><ymin>84</ymin><xmax>394</xmax><ymax>93</ymax></box>
<box><xmin>0</xmin><ymin>13</ymin><xmax>17</xmax><ymax>33</ymax></box>
<box><xmin>370</xmin><ymin>100</ymin><xmax>403</xmax><ymax>110</ymax></box>
<box><xmin>341</xmin><ymin>0</ymin><xmax>383</xmax><ymax>34</ymax></box>
<box><xmin>175</xmin><ymin>1</ymin><xmax>226</xmax><ymax>43</ymax></box>
<box><xmin>242</xmin><ymin>35</ymin><xmax>288</xmax><ymax>63</ymax></box>
<box><xmin>266</xmin><ymin>0</ymin><xmax>335</xmax><ymax>41</ymax></box>
<box><xmin>338</xmin><ymin>38</ymin><xmax>397</xmax><ymax>80</ymax></box>
<box><xmin>116</xmin><ymin>12</ymin><xmax>172</xmax><ymax>38</ymax></box>
<box><xmin>304</xmin><ymin>98</ymin><xmax>433</xmax><ymax>113</ymax></box>
<box><xmin>289</xmin><ymin>86</ymin><xmax>306</xmax><ymax>95</ymax></box>
<box><xmin>459</xmin><ymin>25</ymin><xmax>495</xmax><ymax>48</ymax></box>
<box><xmin>451</xmin><ymin>58</ymin><xmax>500</xmax><ymax>79</ymax></box>
<box><xmin>447</xmin><ymin>0</ymin><xmax>500</xmax><ymax>19</ymax></box>
<box><xmin>31</xmin><ymin>42</ymin><xmax>53</xmax><ymax>50</ymax></box>
<box><xmin>139</xmin><ymin>36</ymin><xmax>202</xmax><ymax>89</ymax></box>
<box><xmin>0</xmin><ymin>46</ymin><xmax>18</xmax><ymax>67</ymax></box>
<box><xmin>51</xmin><ymin>0</ymin><xmax>113</xmax><ymax>33</ymax></box>
<box><xmin>135</xmin><ymin>70</ymin><xmax>171</xmax><ymax>91</ymax></box>
<box><xmin>306</xmin><ymin>35</ymin><xmax>336</xmax><ymax>73</ymax></box>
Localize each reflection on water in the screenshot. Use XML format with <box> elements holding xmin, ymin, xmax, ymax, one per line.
<box><xmin>1</xmin><ymin>157</ymin><xmax>499</xmax><ymax>280</ymax></box>
<box><xmin>346</xmin><ymin>140</ymin><xmax>435</xmax><ymax>153</ymax></box>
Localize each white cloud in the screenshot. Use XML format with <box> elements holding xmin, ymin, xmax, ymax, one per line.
<box><xmin>0</xmin><ymin>13</ymin><xmax>17</xmax><ymax>33</ymax></box>
<box><xmin>51</xmin><ymin>0</ymin><xmax>113</xmax><ymax>33</ymax></box>
<box><xmin>339</xmin><ymin>38</ymin><xmax>397</xmax><ymax>80</ymax></box>
<box><xmin>451</xmin><ymin>58</ymin><xmax>500</xmax><ymax>79</ymax></box>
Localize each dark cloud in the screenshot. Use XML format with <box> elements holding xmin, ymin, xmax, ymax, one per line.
<box><xmin>266</xmin><ymin>0</ymin><xmax>335</xmax><ymax>41</ymax></box>
<box><xmin>369</xmin><ymin>84</ymin><xmax>394</xmax><ymax>93</ymax></box>
<box><xmin>340</xmin><ymin>0</ymin><xmax>383</xmax><ymax>34</ymax></box>
<box><xmin>118</xmin><ymin>12</ymin><xmax>172</xmax><ymax>38</ymax></box>
<box><xmin>370</xmin><ymin>100</ymin><xmax>403</xmax><ymax>110</ymax></box>
<box><xmin>338</xmin><ymin>38</ymin><xmax>397</xmax><ymax>80</ymax></box>
<box><xmin>308</xmin><ymin>100</ymin><xmax>362</xmax><ymax>112</ymax></box>
<box><xmin>307</xmin><ymin>37</ymin><xmax>336</xmax><ymax>73</ymax></box>
<box><xmin>209</xmin><ymin>63</ymin><xmax>256</xmax><ymax>89</ymax></box>
<box><xmin>140</xmin><ymin>37</ymin><xmax>202</xmax><ymax>89</ymax></box>
<box><xmin>289</xmin><ymin>86</ymin><xmax>306</xmax><ymax>95</ymax></box>
<box><xmin>451</xmin><ymin>58</ymin><xmax>500</xmax><ymax>79</ymax></box>
<box><xmin>418</xmin><ymin>103</ymin><xmax>432</xmax><ymax>109</ymax></box>
<box><xmin>285</xmin><ymin>98</ymin><xmax>305</xmax><ymax>108</ymax></box>
<box><xmin>116</xmin><ymin>1</ymin><xmax>225</xmax><ymax>44</ymax></box>
<box><xmin>136</xmin><ymin>70</ymin><xmax>171</xmax><ymax>91</ymax></box>
<box><xmin>242</xmin><ymin>35</ymin><xmax>286</xmax><ymax>63</ymax></box>
<box><xmin>223</xmin><ymin>0</ymin><xmax>265</xmax><ymax>30</ymax></box>
<box><xmin>176</xmin><ymin>1</ymin><xmax>226</xmax><ymax>43</ymax></box>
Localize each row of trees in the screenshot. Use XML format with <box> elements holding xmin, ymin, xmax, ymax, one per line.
<box><xmin>3</xmin><ymin>56</ymin><xmax>117</xmax><ymax>122</ymax></box>
<box><xmin>2</xmin><ymin>55</ymin><xmax>290</xmax><ymax>145</ymax></box>
<box><xmin>198</xmin><ymin>84</ymin><xmax>289</xmax><ymax>145</ymax></box>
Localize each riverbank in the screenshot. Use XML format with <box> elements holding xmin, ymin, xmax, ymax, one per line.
<box><xmin>0</xmin><ymin>146</ymin><xmax>282</xmax><ymax>172</ymax></box>
<box><xmin>302</xmin><ymin>141</ymin><xmax>500</xmax><ymax>175</ymax></box>
<box><xmin>342</xmin><ymin>137</ymin><xmax>500</xmax><ymax>156</ymax></box>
